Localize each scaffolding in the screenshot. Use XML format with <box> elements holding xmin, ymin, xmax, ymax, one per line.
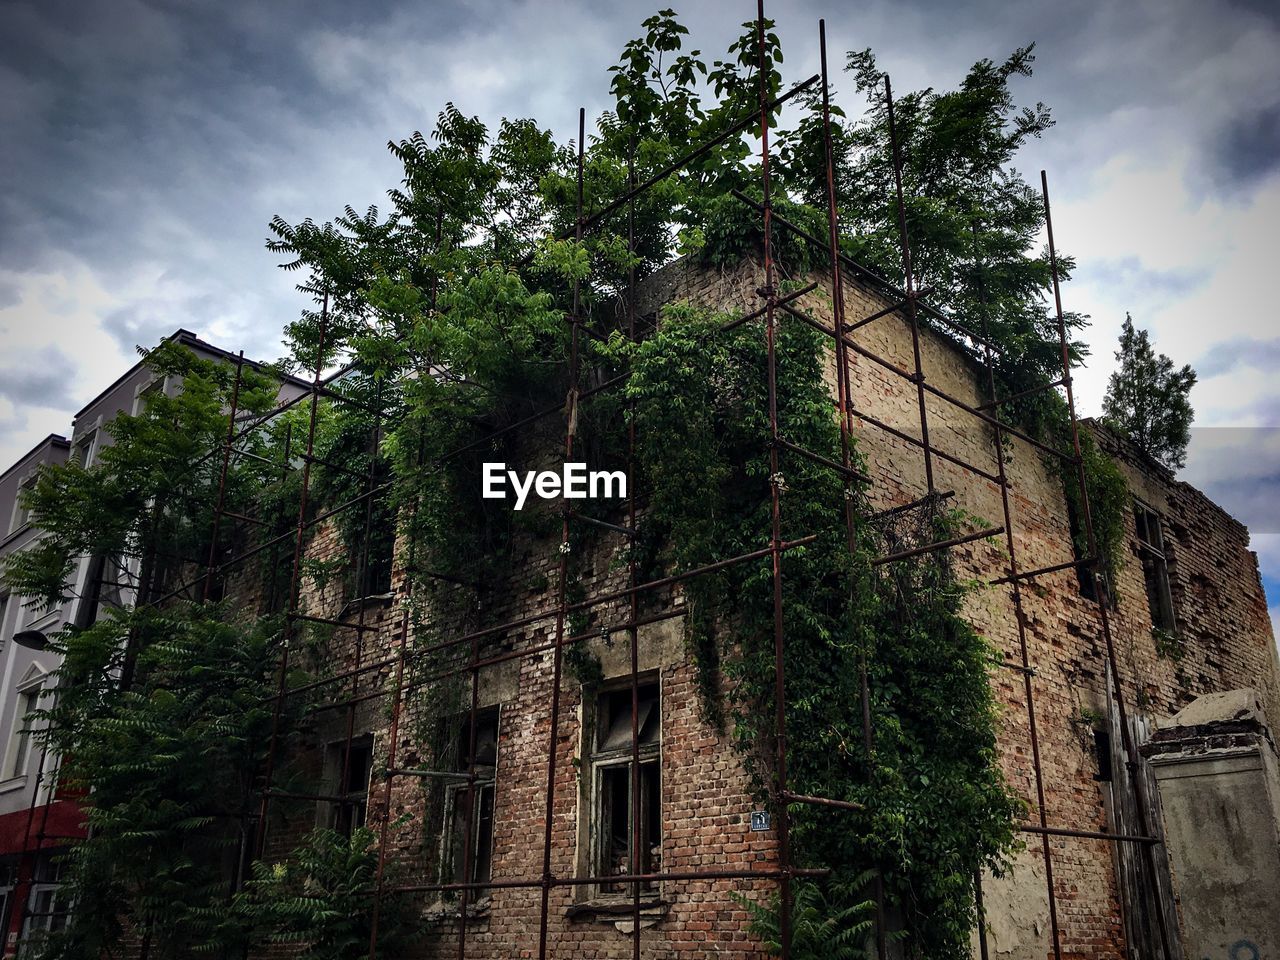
<box><xmin>14</xmin><ymin>4</ymin><xmax>1180</xmax><ymax>958</ymax></box>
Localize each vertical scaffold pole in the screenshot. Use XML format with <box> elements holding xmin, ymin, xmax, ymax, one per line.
<box><xmin>255</xmin><ymin>293</ymin><xmax>330</xmax><ymax>859</ymax></box>
<box><xmin>971</xmin><ymin>223</ymin><xmax>1064</xmax><ymax>960</ymax></box>
<box><xmin>535</xmin><ymin>106</ymin><xmax>587</xmax><ymax>960</ymax></box>
<box><xmin>884</xmin><ymin>76</ymin><xmax>935</xmax><ymax>496</ymax></box>
<box><xmin>1041</xmin><ymin>170</ymin><xmax>1175</xmax><ymax>960</ymax></box>
<box><xmin>756</xmin><ymin>3</ymin><xmax>793</xmax><ymax>955</ymax></box>
<box><xmin>817</xmin><ymin>20</ymin><xmax>888</xmax><ymax>960</ymax></box>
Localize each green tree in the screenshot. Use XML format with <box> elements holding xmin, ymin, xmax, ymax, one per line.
<box><xmin>2</xmin><ymin>340</ymin><xmax>279</xmax><ymax>614</ymax></box>
<box><xmin>236</xmin><ymin>826</ymin><xmax>406</xmax><ymax>960</ymax></box>
<box><xmin>31</xmin><ymin>605</ymin><xmax>285</xmax><ymax>959</ymax></box>
<box><xmin>1102</xmin><ymin>313</ymin><xmax>1197</xmax><ymax>470</ymax></box>
<box><xmin>839</xmin><ymin>46</ymin><xmax>1085</xmax><ymax>406</ymax></box>
<box><xmin>10</xmin><ymin>9</ymin><xmax>1105</xmax><ymax>958</ymax></box>
<box><xmin>0</xmin><ymin>344</ymin><xmax>305</xmax><ymax>959</ymax></box>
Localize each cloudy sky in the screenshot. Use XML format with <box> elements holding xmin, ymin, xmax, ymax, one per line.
<box><xmin>1</xmin><ymin>0</ymin><xmax>1277</xmax><ymax>628</ymax></box>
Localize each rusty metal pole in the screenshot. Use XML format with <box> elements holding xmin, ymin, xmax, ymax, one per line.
<box><xmin>755</xmin><ymin>3</ymin><xmax>793</xmax><ymax>955</ymax></box>
<box><xmin>453</xmin><ymin>615</ymin><xmax>481</xmax><ymax>960</ymax></box>
<box><xmin>971</xmin><ymin>223</ymin><xmax>1064</xmax><ymax>960</ymax></box>
<box><xmin>622</xmin><ymin>143</ymin><xmax>645</xmax><ymax>960</ymax></box>
<box><xmin>367</xmin><ymin>606</ymin><xmax>411</xmax><ymax>959</ymax></box>
<box><xmin>535</xmin><ymin>106</ymin><xmax>587</xmax><ymax>960</ymax></box>
<box><xmin>883</xmin><ymin>76</ymin><xmax>935</xmax><ymax>496</ymax></box>
<box><xmin>1041</xmin><ymin>171</ymin><xmax>1176</xmax><ymax>960</ymax></box>
<box><xmin>817</xmin><ymin>20</ymin><xmax>888</xmax><ymax>959</ymax></box>
<box><xmin>337</xmin><ymin>381</ymin><xmax>384</xmax><ymax>843</ymax></box>
<box><xmin>254</xmin><ymin>293</ymin><xmax>330</xmax><ymax>859</ymax></box>
<box><xmin>371</xmin><ymin>427</ymin><xmax>430</xmax><ymax>960</ymax></box>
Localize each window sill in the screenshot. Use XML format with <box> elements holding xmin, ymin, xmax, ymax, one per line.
<box><xmin>565</xmin><ymin>898</ymin><xmax>668</xmax><ymax>928</ymax></box>
<box><xmin>339</xmin><ymin>592</ymin><xmax>396</xmax><ymax>617</ymax></box>
<box><xmin>0</xmin><ymin>776</ymin><xmax>28</xmax><ymax>794</ymax></box>
<box><xmin>424</xmin><ymin>896</ymin><xmax>492</xmax><ymax>923</ymax></box>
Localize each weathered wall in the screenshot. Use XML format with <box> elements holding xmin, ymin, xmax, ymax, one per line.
<box><xmin>1142</xmin><ymin>690</ymin><xmax>1280</xmax><ymax>960</ymax></box>
<box><xmin>250</xmin><ymin>256</ymin><xmax>1278</xmax><ymax>959</ymax></box>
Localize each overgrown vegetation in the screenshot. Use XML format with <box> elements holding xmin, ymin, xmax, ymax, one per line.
<box><xmin>3</xmin><ymin>7</ymin><xmax>1129</xmax><ymax>959</ymax></box>
<box><xmin>34</xmin><ymin>605</ymin><xmax>282</xmax><ymax>958</ymax></box>
<box><xmin>622</xmin><ymin>304</ymin><xmax>1021</xmax><ymax>954</ymax></box>
<box><xmin>236</xmin><ymin>826</ymin><xmax>406</xmax><ymax>960</ymax></box>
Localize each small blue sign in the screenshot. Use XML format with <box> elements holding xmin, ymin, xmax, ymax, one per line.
<box><xmin>750</xmin><ymin>810</ymin><xmax>771</xmax><ymax>832</ymax></box>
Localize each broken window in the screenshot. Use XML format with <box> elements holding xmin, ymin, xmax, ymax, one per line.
<box><xmin>1133</xmin><ymin>501</ymin><xmax>1176</xmax><ymax>632</ymax></box>
<box><xmin>353</xmin><ymin>479</ymin><xmax>396</xmax><ymax>599</ymax></box>
<box><xmin>590</xmin><ymin>682</ymin><xmax>661</xmax><ymax>897</ymax></box>
<box><xmin>320</xmin><ymin>735</ymin><xmax>373</xmax><ymax>836</ymax></box>
<box><xmin>440</xmin><ymin>708</ymin><xmax>499</xmax><ymax>898</ymax></box>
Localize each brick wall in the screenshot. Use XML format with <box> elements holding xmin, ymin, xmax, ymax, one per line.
<box><xmin>249</xmin><ymin>256</ymin><xmax>1278</xmax><ymax>959</ymax></box>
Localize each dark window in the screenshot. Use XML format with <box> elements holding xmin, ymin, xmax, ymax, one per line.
<box><xmin>354</xmin><ymin>493</ymin><xmax>395</xmax><ymax>598</ymax></box>
<box><xmin>441</xmin><ymin>709</ymin><xmax>499</xmax><ymax>897</ymax></box>
<box><xmin>1134</xmin><ymin>501</ymin><xmax>1176</xmax><ymax>632</ymax></box>
<box><xmin>322</xmin><ymin>735</ymin><xmax>373</xmax><ymax>836</ymax></box>
<box><xmin>9</xmin><ymin>475</ymin><xmax>37</xmax><ymax>534</ymax></box>
<box><xmin>590</xmin><ymin>682</ymin><xmax>661</xmax><ymax>897</ymax></box>
<box><xmin>1092</xmin><ymin>727</ymin><xmax>1113</xmax><ymax>782</ymax></box>
<box><xmin>1065</xmin><ymin>497</ymin><xmax>1098</xmax><ymax>600</ymax></box>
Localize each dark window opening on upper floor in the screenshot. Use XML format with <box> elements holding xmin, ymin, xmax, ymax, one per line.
<box><xmin>440</xmin><ymin>708</ymin><xmax>499</xmax><ymax>898</ymax></box>
<box><xmin>353</xmin><ymin>491</ymin><xmax>396</xmax><ymax>600</ymax></box>
<box><xmin>1134</xmin><ymin>500</ymin><xmax>1176</xmax><ymax>633</ymax></box>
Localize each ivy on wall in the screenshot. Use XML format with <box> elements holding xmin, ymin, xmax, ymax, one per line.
<box><xmin>621</xmin><ymin>302</ymin><xmax>1021</xmax><ymax>957</ymax></box>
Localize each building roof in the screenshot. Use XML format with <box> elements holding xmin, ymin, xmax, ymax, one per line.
<box><xmin>72</xmin><ymin>328</ymin><xmax>309</xmax><ymax>421</ymax></box>
<box><xmin>0</xmin><ymin>434</ymin><xmax>70</xmax><ymax>485</ymax></box>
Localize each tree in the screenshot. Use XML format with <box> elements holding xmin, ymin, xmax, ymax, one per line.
<box><xmin>1102</xmin><ymin>314</ymin><xmax>1197</xmax><ymax>470</ymax></box>
<box><xmin>837</xmin><ymin>46</ymin><xmax>1086</xmax><ymax>418</ymax></box>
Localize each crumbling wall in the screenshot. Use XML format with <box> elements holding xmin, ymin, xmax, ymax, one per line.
<box><xmin>1142</xmin><ymin>690</ymin><xmax>1280</xmax><ymax>959</ymax></box>
<box><xmin>247</xmin><ymin>256</ymin><xmax>1277</xmax><ymax>959</ymax></box>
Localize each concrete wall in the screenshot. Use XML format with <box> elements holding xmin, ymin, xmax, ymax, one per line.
<box><xmin>0</xmin><ymin>435</ymin><xmax>70</xmax><ymax>824</ymax></box>
<box><xmin>1143</xmin><ymin>691</ymin><xmax>1280</xmax><ymax>960</ymax></box>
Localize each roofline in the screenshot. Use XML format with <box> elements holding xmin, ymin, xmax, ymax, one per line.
<box><xmin>72</xmin><ymin>328</ymin><xmax>306</xmax><ymax>421</ymax></box>
<box><xmin>1082</xmin><ymin>418</ymin><xmax>1252</xmax><ymax>537</ymax></box>
<box><xmin>0</xmin><ymin>434</ymin><xmax>71</xmax><ymax>484</ymax></box>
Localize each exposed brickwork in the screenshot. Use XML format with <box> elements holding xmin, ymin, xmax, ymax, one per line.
<box><xmin>246</xmin><ymin>257</ymin><xmax>1278</xmax><ymax>959</ymax></box>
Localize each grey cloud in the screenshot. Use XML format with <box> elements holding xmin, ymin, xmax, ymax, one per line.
<box><xmin>3</xmin><ymin>0</ymin><xmax>1280</xmax><ymax>459</ymax></box>
<box><xmin>1197</xmin><ymin>337</ymin><xmax>1280</xmax><ymax>378</ymax></box>
<box><xmin>1082</xmin><ymin>257</ymin><xmax>1209</xmax><ymax>302</ymax></box>
<box><xmin>1183</xmin><ymin>426</ymin><xmax>1280</xmax><ymax>531</ymax></box>
<box><xmin>1213</xmin><ymin>102</ymin><xmax>1280</xmax><ymax>189</ymax></box>
<box><xmin>0</xmin><ymin>345</ymin><xmax>78</xmax><ymax>407</ymax></box>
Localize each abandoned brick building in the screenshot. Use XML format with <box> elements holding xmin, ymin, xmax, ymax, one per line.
<box><xmin>221</xmin><ymin>255</ymin><xmax>1279</xmax><ymax>960</ymax></box>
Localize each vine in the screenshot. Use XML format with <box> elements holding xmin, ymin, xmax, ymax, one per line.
<box><xmin>621</xmin><ymin>301</ymin><xmax>1021</xmax><ymax>957</ymax></box>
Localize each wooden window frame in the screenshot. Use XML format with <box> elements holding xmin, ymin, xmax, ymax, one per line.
<box><xmin>1134</xmin><ymin>500</ymin><xmax>1177</xmax><ymax>633</ymax></box>
<box><xmin>586</xmin><ymin>679</ymin><xmax>661</xmax><ymax>903</ymax></box>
